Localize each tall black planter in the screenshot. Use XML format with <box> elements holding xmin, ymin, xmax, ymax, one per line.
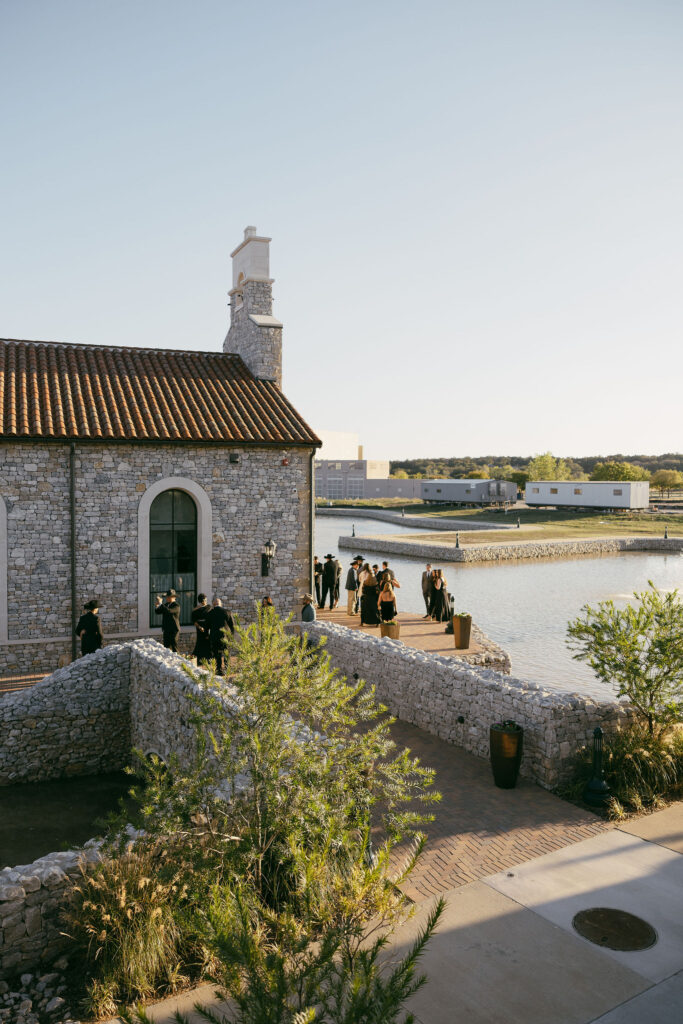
<box><xmin>490</xmin><ymin>722</ymin><xmax>524</xmax><ymax>789</ymax></box>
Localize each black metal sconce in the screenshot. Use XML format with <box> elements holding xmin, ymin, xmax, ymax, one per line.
<box><xmin>261</xmin><ymin>538</ymin><xmax>277</xmax><ymax>577</ymax></box>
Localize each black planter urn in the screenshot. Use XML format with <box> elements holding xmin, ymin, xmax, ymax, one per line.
<box><xmin>490</xmin><ymin>721</ymin><xmax>524</xmax><ymax>789</ymax></box>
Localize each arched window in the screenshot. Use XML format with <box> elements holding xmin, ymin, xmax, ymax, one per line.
<box><xmin>149</xmin><ymin>489</ymin><xmax>197</xmax><ymax>626</ymax></box>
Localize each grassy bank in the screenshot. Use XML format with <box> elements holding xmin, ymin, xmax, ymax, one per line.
<box><xmin>396</xmin><ymin>509</ymin><xmax>683</xmax><ymax>545</ymax></box>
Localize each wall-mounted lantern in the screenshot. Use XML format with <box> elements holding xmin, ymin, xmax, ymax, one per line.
<box><xmin>261</xmin><ymin>538</ymin><xmax>277</xmax><ymax>577</ymax></box>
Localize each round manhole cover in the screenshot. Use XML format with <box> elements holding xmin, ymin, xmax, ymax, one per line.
<box><xmin>572</xmin><ymin>908</ymin><xmax>657</xmax><ymax>951</ymax></box>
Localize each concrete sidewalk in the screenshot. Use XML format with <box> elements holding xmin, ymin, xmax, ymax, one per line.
<box><xmin>113</xmin><ymin>803</ymin><xmax>683</xmax><ymax>1024</ymax></box>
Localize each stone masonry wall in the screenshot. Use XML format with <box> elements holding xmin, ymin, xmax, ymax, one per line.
<box><xmin>0</xmin><ymin>441</ymin><xmax>312</xmax><ymax>676</ymax></box>
<box><xmin>300</xmin><ymin>621</ymin><xmax>632</xmax><ymax>791</ymax></box>
<box><xmin>0</xmin><ymin>645</ymin><xmax>131</xmax><ymax>786</ymax></box>
<box><xmin>318</xmin><ymin>507</ymin><xmax>513</xmax><ymax>531</ymax></box>
<box><xmin>226</xmin><ymin>280</ymin><xmax>282</xmax><ymax>385</ymax></box>
<box><xmin>0</xmin><ymin>639</ymin><xmax>240</xmax><ymax>977</ymax></box>
<box><xmin>339</xmin><ymin>533</ymin><xmax>683</xmax><ymax>562</ymax></box>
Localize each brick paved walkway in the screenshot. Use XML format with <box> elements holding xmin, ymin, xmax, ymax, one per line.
<box><xmin>386</xmin><ymin>718</ymin><xmax>611</xmax><ymax>903</ymax></box>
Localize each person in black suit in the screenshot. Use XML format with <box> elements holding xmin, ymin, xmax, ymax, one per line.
<box><xmin>421</xmin><ymin>564</ymin><xmax>433</xmax><ymax>617</ymax></box>
<box><xmin>191</xmin><ymin>592</ymin><xmax>211</xmax><ymax>666</ymax></box>
<box><xmin>154</xmin><ymin>589</ymin><xmax>181</xmax><ymax>652</ymax></box>
<box><xmin>320</xmin><ymin>554</ymin><xmax>337</xmax><ymax>609</ymax></box>
<box><xmin>75</xmin><ymin>599</ymin><xmax>103</xmax><ymax>655</ymax></box>
<box><xmin>206</xmin><ymin>596</ymin><xmax>235</xmax><ymax>675</ymax></box>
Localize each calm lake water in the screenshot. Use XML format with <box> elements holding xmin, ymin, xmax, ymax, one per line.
<box><xmin>315</xmin><ymin>514</ymin><xmax>683</xmax><ymax>699</ymax></box>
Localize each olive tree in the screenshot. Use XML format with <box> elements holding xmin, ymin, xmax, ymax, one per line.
<box><xmin>567</xmin><ymin>583</ymin><xmax>683</xmax><ymax>736</ymax></box>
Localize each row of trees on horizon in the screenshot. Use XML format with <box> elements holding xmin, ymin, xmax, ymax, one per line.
<box><xmin>389</xmin><ymin>452</ymin><xmax>683</xmax><ymax>493</ymax></box>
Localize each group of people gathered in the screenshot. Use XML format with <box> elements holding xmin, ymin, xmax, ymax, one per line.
<box><xmin>74</xmin><ymin>588</ymin><xmax>249</xmax><ymax>676</ymax></box>
<box><xmin>313</xmin><ymin>554</ymin><xmax>401</xmax><ymax>627</ymax></box>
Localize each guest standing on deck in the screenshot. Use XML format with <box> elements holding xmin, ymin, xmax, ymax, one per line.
<box><xmin>359</xmin><ymin>563</ymin><xmax>380</xmax><ymax>626</ymax></box>
<box><xmin>154</xmin><ymin>589</ymin><xmax>181</xmax><ymax>652</ymax></box>
<box><xmin>191</xmin><ymin>593</ymin><xmax>211</xmax><ymax>666</ymax></box>
<box><xmin>430</xmin><ymin>569</ymin><xmax>451</xmax><ymax>622</ymax></box>
<box><xmin>421</xmin><ymin>564</ymin><xmax>433</xmax><ymax>617</ymax></box>
<box><xmin>378</xmin><ymin>581</ymin><xmax>397</xmax><ymax>622</ymax></box>
<box><xmin>75</xmin><ymin>599</ymin><xmax>103</xmax><ymax>656</ymax></box>
<box><xmin>206</xmin><ymin>596</ymin><xmax>235</xmax><ymax>675</ymax></box>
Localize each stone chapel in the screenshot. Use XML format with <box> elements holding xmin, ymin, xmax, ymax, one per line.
<box><xmin>0</xmin><ymin>227</ymin><xmax>320</xmax><ymax>675</ymax></box>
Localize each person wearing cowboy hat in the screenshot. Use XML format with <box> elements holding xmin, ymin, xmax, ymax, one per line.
<box><xmin>75</xmin><ymin>598</ymin><xmax>103</xmax><ymax>656</ymax></box>
<box><xmin>320</xmin><ymin>554</ymin><xmax>337</xmax><ymax>609</ymax></box>
<box><xmin>301</xmin><ymin>593</ymin><xmax>316</xmax><ymax>623</ymax></box>
<box><xmin>154</xmin><ymin>588</ymin><xmax>181</xmax><ymax>652</ymax></box>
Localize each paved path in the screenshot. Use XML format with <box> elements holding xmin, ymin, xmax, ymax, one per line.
<box><xmin>116</xmin><ymin>801</ymin><xmax>683</xmax><ymax>1024</ymax></box>
<box><xmin>385</xmin><ymin>718</ymin><xmax>610</xmax><ymax>901</ymax></box>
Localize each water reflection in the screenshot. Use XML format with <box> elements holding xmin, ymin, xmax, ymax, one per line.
<box><xmin>314</xmin><ymin>515</ymin><xmax>683</xmax><ymax>699</ymax></box>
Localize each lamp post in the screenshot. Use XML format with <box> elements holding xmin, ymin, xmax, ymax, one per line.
<box><xmin>261</xmin><ymin>538</ymin><xmax>277</xmax><ymax>577</ymax></box>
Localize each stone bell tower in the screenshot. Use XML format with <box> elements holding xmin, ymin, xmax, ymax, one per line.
<box><xmin>223</xmin><ymin>226</ymin><xmax>283</xmax><ymax>388</ymax></box>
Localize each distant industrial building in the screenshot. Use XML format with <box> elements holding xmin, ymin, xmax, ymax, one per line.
<box><xmin>314</xmin><ymin>458</ymin><xmax>421</xmax><ymax>500</ymax></box>
<box><xmin>524</xmin><ymin>480</ymin><xmax>650</xmax><ymax>509</ymax></box>
<box><xmin>421</xmin><ymin>479</ymin><xmax>517</xmax><ymax>505</ymax></box>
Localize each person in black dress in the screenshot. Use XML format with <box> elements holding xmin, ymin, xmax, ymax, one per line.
<box><xmin>430</xmin><ymin>570</ymin><xmax>452</xmax><ymax>622</ymax></box>
<box><xmin>378</xmin><ymin>582</ymin><xmax>397</xmax><ymax>622</ymax></box>
<box><xmin>191</xmin><ymin>593</ymin><xmax>211</xmax><ymax>665</ymax></box>
<box><xmin>359</xmin><ymin>563</ymin><xmax>380</xmax><ymax>626</ymax></box>
<box><xmin>154</xmin><ymin>589</ymin><xmax>181</xmax><ymax>652</ymax></box>
<box><xmin>75</xmin><ymin>599</ymin><xmax>103</xmax><ymax>655</ymax></box>
<box><xmin>206</xmin><ymin>596</ymin><xmax>235</xmax><ymax>675</ymax></box>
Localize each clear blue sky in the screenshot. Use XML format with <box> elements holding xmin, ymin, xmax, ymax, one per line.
<box><xmin>1</xmin><ymin>0</ymin><xmax>681</xmax><ymax>460</ymax></box>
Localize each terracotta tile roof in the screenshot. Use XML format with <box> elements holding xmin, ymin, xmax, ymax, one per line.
<box><xmin>0</xmin><ymin>339</ymin><xmax>321</xmax><ymax>446</ymax></box>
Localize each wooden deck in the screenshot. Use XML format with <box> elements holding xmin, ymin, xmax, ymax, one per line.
<box><xmin>316</xmin><ymin>606</ymin><xmax>483</xmax><ymax>658</ymax></box>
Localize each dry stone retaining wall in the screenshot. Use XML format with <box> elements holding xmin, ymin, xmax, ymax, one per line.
<box><xmin>338</xmin><ymin>533</ymin><xmax>683</xmax><ymax>562</ymax></box>
<box><xmin>302</xmin><ymin>620</ymin><xmax>632</xmax><ymax>790</ymax></box>
<box><xmin>0</xmin><ymin>640</ymin><xmax>236</xmax><ymax>978</ymax></box>
<box><xmin>0</xmin><ymin>622</ymin><xmax>632</xmax><ymax>977</ymax></box>
<box><xmin>0</xmin><ymin>645</ymin><xmax>131</xmax><ymax>786</ymax></box>
<box><xmin>318</xmin><ymin>507</ymin><xmax>510</xmax><ymax>531</ymax></box>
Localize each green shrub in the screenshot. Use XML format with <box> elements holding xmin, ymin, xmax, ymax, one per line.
<box><xmin>63</xmin><ymin>846</ymin><xmax>200</xmax><ymax>1018</ymax></box>
<box><xmin>567</xmin><ymin>583</ymin><xmax>683</xmax><ymax>737</ymax></box>
<box><xmin>566</xmin><ymin>725</ymin><xmax>683</xmax><ymax>813</ymax></box>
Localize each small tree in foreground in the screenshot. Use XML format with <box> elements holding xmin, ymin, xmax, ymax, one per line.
<box><xmin>567</xmin><ymin>583</ymin><xmax>683</xmax><ymax>736</ymax></box>
<box><xmin>80</xmin><ymin>608</ymin><xmax>442</xmax><ymax>1021</ymax></box>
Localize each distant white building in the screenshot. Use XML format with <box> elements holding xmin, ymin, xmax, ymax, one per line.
<box><xmin>421</xmin><ymin>479</ymin><xmax>517</xmax><ymax>505</ymax></box>
<box><xmin>525</xmin><ymin>480</ymin><xmax>650</xmax><ymax>509</ymax></box>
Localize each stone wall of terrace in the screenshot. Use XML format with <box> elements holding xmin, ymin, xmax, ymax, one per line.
<box><xmin>0</xmin><ymin>645</ymin><xmax>132</xmax><ymax>786</ymax></box>
<box><xmin>300</xmin><ymin>620</ymin><xmax>633</xmax><ymax>791</ymax></box>
<box><xmin>338</xmin><ymin>533</ymin><xmax>683</xmax><ymax>562</ymax></box>
<box><xmin>0</xmin><ymin>639</ymin><xmax>230</xmax><ymax>978</ymax></box>
<box><xmin>317</xmin><ymin>507</ymin><xmax>509</xmax><ymax>531</ymax></box>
